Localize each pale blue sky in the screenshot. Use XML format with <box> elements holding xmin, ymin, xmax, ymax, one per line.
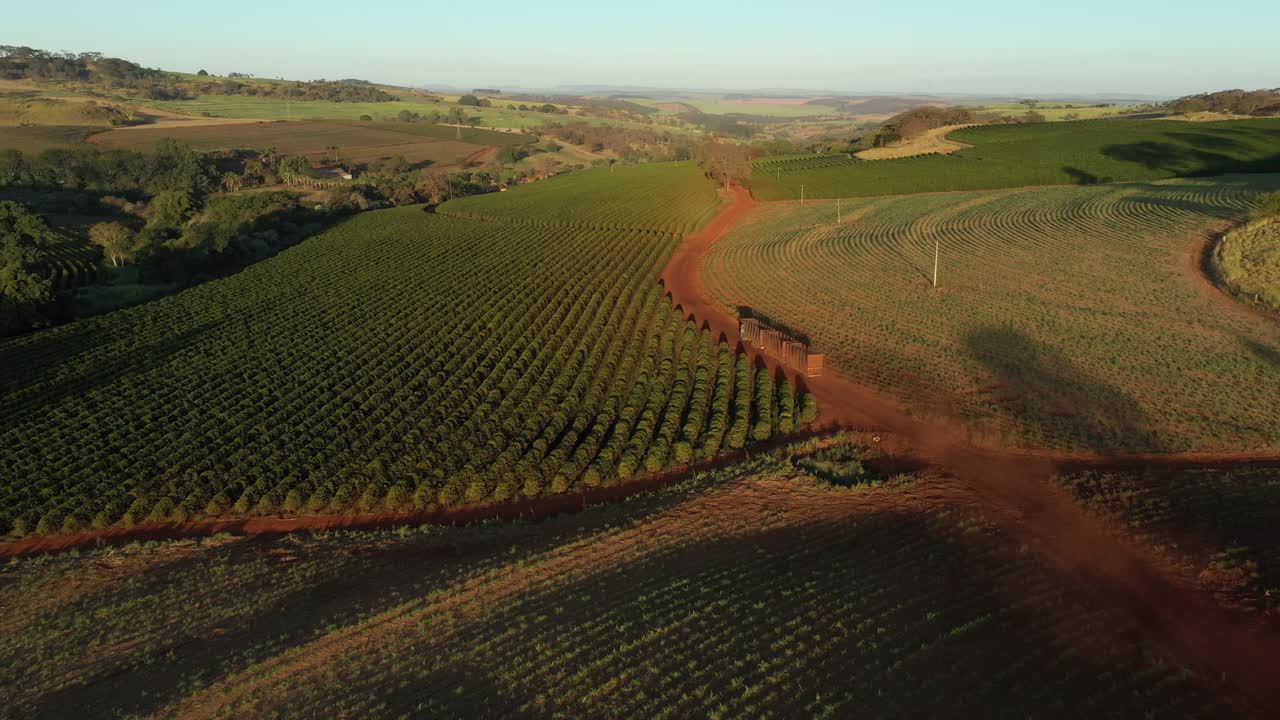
<box><xmin>8</xmin><ymin>1</ymin><xmax>1278</xmax><ymax>96</ymax></box>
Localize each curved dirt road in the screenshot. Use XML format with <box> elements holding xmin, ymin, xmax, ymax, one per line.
<box><xmin>664</xmin><ymin>185</ymin><xmax>1280</xmax><ymax>715</ymax></box>
<box><xmin>2</xmin><ymin>183</ymin><xmax>1278</xmax><ymax>712</ymax></box>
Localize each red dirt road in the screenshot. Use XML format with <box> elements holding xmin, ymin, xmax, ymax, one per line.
<box><xmin>0</xmin><ymin>428</ymin><xmax>828</xmax><ymax>560</ymax></box>
<box><xmin>3</xmin><ymin>184</ymin><xmax>1280</xmax><ymax>712</ymax></box>
<box><xmin>663</xmin><ymin>185</ymin><xmax>1280</xmax><ymax>715</ymax></box>
<box><xmin>464</xmin><ymin>145</ymin><xmax>499</xmax><ymax>165</ymax></box>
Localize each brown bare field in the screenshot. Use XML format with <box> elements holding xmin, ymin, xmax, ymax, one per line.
<box><xmin>0</xmin><ymin>78</ymin><xmax>39</xmax><ymax>92</ymax></box>
<box><xmin>114</xmin><ymin>107</ymin><xmax>267</xmax><ymax>130</ymax></box>
<box><xmin>89</xmin><ymin>120</ymin><xmax>488</xmax><ymax>167</ymax></box>
<box><xmin>4</xmin><ymin>442</ymin><xmax>1276</xmax><ymax>718</ymax></box>
<box><xmin>856</xmin><ymin>124</ymin><xmax>976</xmax><ymax>159</ymax></box>
<box><xmin>737</xmin><ymin>96</ymin><xmax>827</xmax><ymax>106</ymax></box>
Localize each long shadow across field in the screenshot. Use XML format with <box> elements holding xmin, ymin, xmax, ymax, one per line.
<box><xmin>961</xmin><ymin>326</ymin><xmax>1163</xmax><ymax>453</ymax></box>
<box><xmin>16</xmin><ymin>475</ymin><xmax>726</xmax><ymax>719</ymax></box>
<box><xmin>1241</xmin><ymin>337</ymin><xmax>1280</xmax><ymax>369</ymax></box>
<box><xmin>0</xmin><ymin>322</ymin><xmax>216</xmax><ymax>416</ymax></box>
<box><xmin>308</xmin><ymin>513</ymin><xmax>1234</xmax><ymax>719</ymax></box>
<box><xmin>1102</xmin><ymin>140</ymin><xmax>1280</xmax><ymax>177</ymax></box>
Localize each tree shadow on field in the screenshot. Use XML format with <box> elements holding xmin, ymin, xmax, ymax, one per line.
<box><xmin>1163</xmin><ymin>131</ymin><xmax>1246</xmax><ymax>152</ymax></box>
<box><xmin>1103</xmin><ymin>138</ymin><xmax>1280</xmax><ymax>178</ymax></box>
<box><xmin>319</xmin><ymin>512</ymin><xmax>1226</xmax><ymax>719</ymax></box>
<box><xmin>19</xmin><ymin>486</ymin><xmax>714</xmax><ymax>720</ymax></box>
<box><xmin>1101</xmin><ymin>141</ymin><xmax>1228</xmax><ymax>175</ymax></box>
<box><xmin>0</xmin><ymin>322</ymin><xmax>216</xmax><ymax>419</ymax></box>
<box><xmin>962</xmin><ymin>326</ymin><xmax>1165</xmax><ymax>453</ymax></box>
<box><xmin>1240</xmin><ymin>337</ymin><xmax>1280</xmax><ymax>370</ymax></box>
<box><xmin>1063</xmin><ymin>166</ymin><xmax>1111</xmax><ymax>185</ymax></box>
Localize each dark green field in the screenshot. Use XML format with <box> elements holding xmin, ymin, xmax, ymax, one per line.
<box><xmin>440</xmin><ymin>161</ymin><xmax>720</xmax><ymax>234</ymax></box>
<box><xmin>751</xmin><ymin>118</ymin><xmax>1280</xmax><ymax>200</ymax></box>
<box><xmin>0</xmin><ymin>163</ymin><xmax>808</xmax><ymax>537</ymax></box>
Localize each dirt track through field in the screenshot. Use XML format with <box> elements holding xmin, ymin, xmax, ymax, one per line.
<box><xmin>663</xmin><ymin>186</ymin><xmax>1280</xmax><ymax>715</ymax></box>
<box><xmin>4</xmin><ymin>183</ymin><xmax>1280</xmax><ymax>712</ymax></box>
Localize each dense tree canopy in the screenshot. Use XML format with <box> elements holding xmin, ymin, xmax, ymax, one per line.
<box><xmin>0</xmin><ymin>46</ymin><xmax>162</xmax><ymax>83</ymax></box>
<box><xmin>0</xmin><ymin>202</ymin><xmax>54</xmax><ymax>330</ymax></box>
<box><xmin>0</xmin><ymin>46</ymin><xmax>398</xmax><ymax>103</ymax></box>
<box><xmin>1166</xmin><ymin>89</ymin><xmax>1280</xmax><ymax>117</ymax></box>
<box><xmin>874</xmin><ymin>107</ymin><xmax>978</xmax><ymax>146</ymax></box>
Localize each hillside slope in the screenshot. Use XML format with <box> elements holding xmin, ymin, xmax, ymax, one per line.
<box><xmin>751</xmin><ymin>118</ymin><xmax>1280</xmax><ymax>200</ymax></box>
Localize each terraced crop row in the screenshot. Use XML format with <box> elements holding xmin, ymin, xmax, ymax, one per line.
<box><xmin>704</xmin><ymin>175</ymin><xmax>1280</xmax><ymax>451</ymax></box>
<box><xmin>0</xmin><ymin>167</ymin><xmax>813</xmax><ymax>536</ymax></box>
<box><xmin>37</xmin><ymin>236</ymin><xmax>100</xmax><ymax>291</ymax></box>
<box><xmin>748</xmin><ymin>118</ymin><xmax>1280</xmax><ymax>200</ymax></box>
<box><xmin>439</xmin><ymin>161</ymin><xmax>721</xmax><ymax>235</ymax></box>
<box><xmin>753</xmin><ymin>153</ymin><xmax>857</xmax><ymax>175</ymax></box>
<box><xmin>0</xmin><ymin>454</ymin><xmax>1232</xmax><ymax>719</ymax></box>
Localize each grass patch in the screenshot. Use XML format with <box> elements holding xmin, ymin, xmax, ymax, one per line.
<box><xmin>0</xmin><ymin>125</ymin><xmax>99</xmax><ymax>152</ymax></box>
<box><xmin>1212</xmin><ymin>217</ymin><xmax>1280</xmax><ymax>312</ymax></box>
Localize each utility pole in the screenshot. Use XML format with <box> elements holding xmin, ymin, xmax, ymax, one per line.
<box><xmin>837</xmin><ymin>198</ymin><xmax>841</xmax><ymax>223</ymax></box>
<box><xmin>800</xmin><ymin>184</ymin><xmax>805</xmax><ymax>207</ymax></box>
<box><xmin>933</xmin><ymin>240</ymin><xmax>939</xmax><ymax>288</ymax></box>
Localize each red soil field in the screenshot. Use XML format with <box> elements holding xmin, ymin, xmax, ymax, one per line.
<box><xmin>4</xmin><ymin>185</ymin><xmax>1279</xmax><ymax>712</ymax></box>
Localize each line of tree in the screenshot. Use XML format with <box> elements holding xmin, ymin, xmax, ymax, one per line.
<box><xmin>539</xmin><ymin>123</ymin><xmax>698</xmax><ymax>162</ymax></box>
<box><xmin>0</xmin><ymin>46</ymin><xmax>162</xmax><ymax>83</ymax></box>
<box><xmin>1</xmin><ymin>46</ymin><xmax>397</xmax><ymax>103</ymax></box>
<box><xmin>396</xmin><ymin>107</ymin><xmax>475</xmax><ymax>125</ymax></box>
<box><xmin>1165</xmin><ymin>89</ymin><xmax>1280</xmax><ymax>117</ymax></box>
<box><xmin>175</xmin><ymin>78</ymin><xmax>398</xmax><ymax>103</ymax></box>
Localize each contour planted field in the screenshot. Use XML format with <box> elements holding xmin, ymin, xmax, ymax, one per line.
<box><xmin>440</xmin><ymin>162</ymin><xmax>721</xmax><ymax>235</ymax></box>
<box><xmin>750</xmin><ymin>118</ymin><xmax>1280</xmax><ymax>200</ymax></box>
<box><xmin>704</xmin><ymin>175</ymin><xmax>1280</xmax><ymax>451</ymax></box>
<box><xmin>35</xmin><ymin>230</ymin><xmax>100</xmax><ymax>291</ymax></box>
<box><xmin>0</xmin><ymin>449</ymin><xmax>1240</xmax><ymax>719</ymax></box>
<box><xmin>0</xmin><ymin>165</ymin><xmax>809</xmax><ymax>536</ymax></box>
